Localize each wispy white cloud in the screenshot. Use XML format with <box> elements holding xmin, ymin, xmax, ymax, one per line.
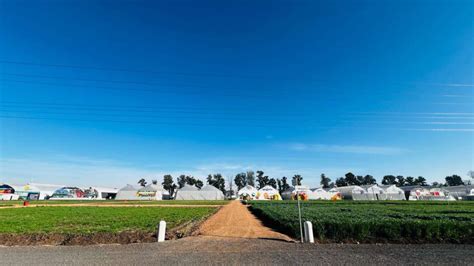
<box><xmin>287</xmin><ymin>143</ymin><xmax>407</xmax><ymax>155</ymax></box>
<box><xmin>402</xmin><ymin>128</ymin><xmax>474</xmax><ymax>132</ymax></box>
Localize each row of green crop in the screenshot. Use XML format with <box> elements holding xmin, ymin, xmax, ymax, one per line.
<box><xmin>249</xmin><ymin>201</ymin><xmax>474</xmax><ymax>243</ymax></box>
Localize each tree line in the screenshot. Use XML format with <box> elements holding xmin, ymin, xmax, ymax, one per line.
<box><xmin>320</xmin><ymin>172</ymin><xmax>472</xmax><ymax>188</ymax></box>
<box><xmin>139</xmin><ymin>170</ymin><xmax>473</xmax><ymax>197</ymax></box>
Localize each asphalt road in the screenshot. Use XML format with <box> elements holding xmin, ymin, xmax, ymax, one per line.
<box><xmin>2</xmin><ymin>236</ymin><xmax>473</xmax><ymax>265</ymax></box>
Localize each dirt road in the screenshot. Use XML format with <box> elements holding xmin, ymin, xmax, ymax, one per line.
<box><xmin>198</xmin><ymin>200</ymin><xmax>292</xmax><ymax>241</ymax></box>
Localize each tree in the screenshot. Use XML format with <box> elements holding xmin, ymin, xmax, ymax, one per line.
<box><xmin>138</xmin><ymin>178</ymin><xmax>147</xmax><ymax>187</ymax></box>
<box><xmin>344</xmin><ymin>172</ymin><xmax>358</xmax><ymax>185</ymax></box>
<box><xmin>320</xmin><ymin>174</ymin><xmax>331</xmax><ymax>188</ymax></box>
<box><xmin>405</xmin><ymin>176</ymin><xmax>415</xmax><ymax>186</ymax></box>
<box><xmin>431</xmin><ymin>182</ymin><xmax>440</xmax><ymax>187</ymax></box>
<box><xmin>234</xmin><ymin>173</ymin><xmax>246</xmax><ymax>190</ymax></box>
<box><xmin>208</xmin><ymin>173</ymin><xmax>226</xmax><ymax>193</ymax></box>
<box><xmin>396</xmin><ymin>176</ymin><xmax>405</xmax><ymax>187</ymax></box>
<box><xmin>151</xmin><ymin>179</ymin><xmax>158</xmax><ymax>185</ymax></box>
<box><xmin>256</xmin><ymin>170</ymin><xmax>269</xmax><ymax>189</ymax></box>
<box><xmin>195</xmin><ymin>179</ymin><xmax>204</xmax><ymax>189</ymax></box>
<box><xmin>268</xmin><ymin>178</ymin><xmax>277</xmax><ymax>189</ymax></box>
<box><xmin>414</xmin><ymin>176</ymin><xmax>427</xmax><ymax>186</ymax></box>
<box><xmin>177</xmin><ymin>175</ymin><xmax>186</xmax><ymax>188</ymax></box>
<box><xmin>445</xmin><ymin>175</ymin><xmax>464</xmax><ymax>186</ymax></box>
<box><xmin>468</xmin><ymin>171</ymin><xmax>474</xmax><ymax>179</ymax></box>
<box><xmin>292</xmin><ymin>174</ymin><xmax>303</xmax><ymax>186</ymax></box>
<box><xmin>335</xmin><ymin>177</ymin><xmax>348</xmax><ymax>187</ymax></box>
<box><xmin>363</xmin><ymin>175</ymin><xmax>376</xmax><ymax>185</ymax></box>
<box><xmin>162</xmin><ymin>175</ymin><xmax>177</xmax><ymax>196</ymax></box>
<box><xmin>381</xmin><ymin>175</ymin><xmax>397</xmax><ymax>185</ymax></box>
<box><xmin>356</xmin><ymin>175</ymin><xmax>364</xmax><ymax>186</ymax></box>
<box><xmin>278</xmin><ymin>176</ymin><xmax>290</xmax><ymax>194</ymax></box>
<box><xmin>246</xmin><ymin>171</ymin><xmax>255</xmax><ymax>187</ymax></box>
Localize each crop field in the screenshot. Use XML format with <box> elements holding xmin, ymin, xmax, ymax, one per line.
<box><xmin>0</xmin><ymin>206</ymin><xmax>217</xmax><ymax>234</ymax></box>
<box><xmin>249</xmin><ymin>201</ymin><xmax>474</xmax><ymax>243</ymax></box>
<box><xmin>0</xmin><ymin>200</ymin><xmax>229</xmax><ymax>206</ymax></box>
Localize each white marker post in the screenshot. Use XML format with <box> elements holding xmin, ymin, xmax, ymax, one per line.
<box><xmin>157</xmin><ymin>220</ymin><xmax>166</xmax><ymax>242</ymax></box>
<box><xmin>295</xmin><ymin>185</ymin><xmax>309</xmax><ymax>244</ymax></box>
<box><xmin>304</xmin><ymin>221</ymin><xmax>314</xmax><ymax>243</ymax></box>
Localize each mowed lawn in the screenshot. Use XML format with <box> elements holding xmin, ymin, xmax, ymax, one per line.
<box><xmin>0</xmin><ymin>200</ymin><xmax>228</xmax><ymax>206</ymax></box>
<box><xmin>0</xmin><ymin>206</ymin><xmax>217</xmax><ymax>234</ymax></box>
<box><xmin>249</xmin><ymin>201</ymin><xmax>474</xmax><ymax>243</ymax></box>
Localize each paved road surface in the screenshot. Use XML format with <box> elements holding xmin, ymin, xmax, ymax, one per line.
<box><xmin>1</xmin><ymin>236</ymin><xmax>473</xmax><ymax>265</ymax></box>
<box><xmin>198</xmin><ymin>200</ymin><xmax>292</xmax><ymax>241</ymax></box>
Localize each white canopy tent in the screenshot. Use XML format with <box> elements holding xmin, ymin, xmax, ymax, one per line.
<box><xmin>256</xmin><ymin>185</ymin><xmax>281</xmax><ymax>200</ymax></box>
<box><xmin>237</xmin><ymin>185</ymin><xmax>258</xmax><ymax>200</ymax></box>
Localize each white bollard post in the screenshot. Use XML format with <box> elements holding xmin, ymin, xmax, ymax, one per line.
<box><xmin>303</xmin><ymin>221</ymin><xmax>314</xmax><ymax>243</ymax></box>
<box><xmin>158</xmin><ymin>220</ymin><xmax>166</xmax><ymax>242</ymax></box>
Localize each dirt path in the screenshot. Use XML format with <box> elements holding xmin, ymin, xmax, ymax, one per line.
<box><xmin>198</xmin><ymin>200</ymin><xmax>293</xmax><ymax>241</ymax></box>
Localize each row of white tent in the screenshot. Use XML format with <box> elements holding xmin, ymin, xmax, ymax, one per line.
<box><xmin>0</xmin><ymin>183</ymin><xmax>118</xmax><ymax>200</ymax></box>
<box><xmin>238</xmin><ymin>184</ymin><xmax>474</xmax><ymax>201</ymax></box>
<box><xmin>116</xmin><ymin>184</ymin><xmax>225</xmax><ymax>200</ymax></box>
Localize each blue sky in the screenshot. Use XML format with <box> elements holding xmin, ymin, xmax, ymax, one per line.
<box><xmin>0</xmin><ymin>0</ymin><xmax>473</xmax><ymax>188</ymax></box>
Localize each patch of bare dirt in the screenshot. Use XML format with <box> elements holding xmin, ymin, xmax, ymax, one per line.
<box><xmin>197</xmin><ymin>200</ymin><xmax>293</xmax><ymax>241</ymax></box>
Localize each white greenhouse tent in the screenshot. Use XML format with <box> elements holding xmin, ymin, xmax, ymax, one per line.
<box><xmin>309</xmin><ymin>188</ymin><xmax>332</xmax><ymax>200</ymax></box>
<box><xmin>116</xmin><ymin>184</ymin><xmax>141</xmax><ymax>200</ymax></box>
<box><xmin>137</xmin><ymin>184</ymin><xmax>163</xmax><ymax>200</ymax></box>
<box><xmin>25</xmin><ymin>183</ymin><xmax>63</xmax><ymax>200</ymax></box>
<box><xmin>199</xmin><ymin>185</ymin><xmax>225</xmax><ymax>200</ymax></box>
<box><xmin>379</xmin><ymin>185</ymin><xmax>406</xmax><ymax>200</ymax></box>
<box><xmin>0</xmin><ymin>183</ymin><xmax>20</xmax><ymax>200</ymax></box>
<box><xmin>281</xmin><ymin>186</ymin><xmax>311</xmax><ymax>200</ymax></box>
<box><xmin>327</xmin><ymin>188</ymin><xmax>342</xmax><ymax>200</ymax></box>
<box><xmin>256</xmin><ymin>185</ymin><xmax>281</xmax><ymax>200</ymax></box>
<box><xmin>363</xmin><ymin>185</ymin><xmax>386</xmax><ymax>200</ymax></box>
<box><xmin>336</xmin><ymin>186</ymin><xmax>369</xmax><ymax>200</ymax></box>
<box><xmin>444</xmin><ymin>185</ymin><xmax>474</xmax><ymax>200</ymax></box>
<box><xmin>237</xmin><ymin>185</ymin><xmax>258</xmax><ymax>200</ymax></box>
<box><xmin>175</xmin><ymin>185</ymin><xmax>201</xmax><ymax>200</ymax></box>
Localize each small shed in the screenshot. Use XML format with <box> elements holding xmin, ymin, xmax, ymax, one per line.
<box><xmin>116</xmin><ymin>184</ymin><xmax>141</xmax><ymax>200</ymax></box>
<box><xmin>199</xmin><ymin>185</ymin><xmax>225</xmax><ymax>200</ymax></box>
<box><xmin>237</xmin><ymin>185</ymin><xmax>258</xmax><ymax>200</ymax></box>
<box><xmin>379</xmin><ymin>185</ymin><xmax>406</xmax><ymax>200</ymax></box>
<box><xmin>336</xmin><ymin>186</ymin><xmax>369</xmax><ymax>200</ymax></box>
<box><xmin>256</xmin><ymin>185</ymin><xmax>281</xmax><ymax>200</ymax></box>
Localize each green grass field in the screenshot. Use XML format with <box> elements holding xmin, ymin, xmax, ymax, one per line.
<box><xmin>249</xmin><ymin>200</ymin><xmax>474</xmax><ymax>243</ymax></box>
<box><xmin>0</xmin><ymin>200</ymin><xmax>228</xmax><ymax>206</ymax></box>
<box><xmin>0</xmin><ymin>206</ymin><xmax>217</xmax><ymax>234</ymax></box>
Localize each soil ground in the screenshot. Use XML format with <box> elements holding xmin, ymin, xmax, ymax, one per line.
<box><xmin>198</xmin><ymin>200</ymin><xmax>293</xmax><ymax>241</ymax></box>
<box><xmin>2</xmin><ymin>237</ymin><xmax>473</xmax><ymax>265</ymax></box>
